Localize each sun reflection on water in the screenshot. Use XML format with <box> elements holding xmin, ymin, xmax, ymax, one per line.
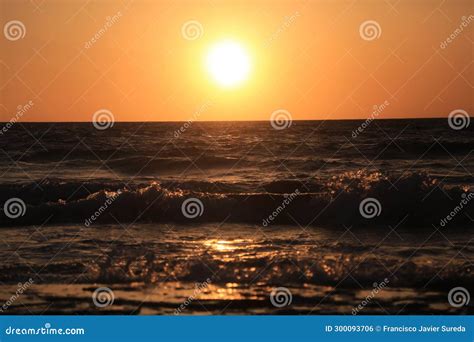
<box><xmin>203</xmin><ymin>238</ymin><xmax>251</xmax><ymax>252</ymax></box>
<box><xmin>204</xmin><ymin>239</ymin><xmax>236</xmax><ymax>252</ymax></box>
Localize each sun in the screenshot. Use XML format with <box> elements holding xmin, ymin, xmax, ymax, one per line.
<box><xmin>206</xmin><ymin>40</ymin><xmax>251</xmax><ymax>88</ymax></box>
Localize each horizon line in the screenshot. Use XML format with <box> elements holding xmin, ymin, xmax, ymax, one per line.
<box><xmin>0</xmin><ymin>116</ymin><xmax>460</xmax><ymax>124</ymax></box>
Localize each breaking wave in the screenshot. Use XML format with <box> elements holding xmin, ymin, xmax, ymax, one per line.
<box><xmin>1</xmin><ymin>172</ymin><xmax>472</xmax><ymax>227</ymax></box>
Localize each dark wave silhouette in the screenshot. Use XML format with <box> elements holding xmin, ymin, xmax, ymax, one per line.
<box><xmin>1</xmin><ymin>172</ymin><xmax>472</xmax><ymax>227</ymax></box>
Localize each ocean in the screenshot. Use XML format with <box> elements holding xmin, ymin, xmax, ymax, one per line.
<box><xmin>0</xmin><ymin>119</ymin><xmax>472</xmax><ymax>314</ymax></box>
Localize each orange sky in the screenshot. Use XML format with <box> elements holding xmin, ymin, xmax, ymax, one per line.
<box><xmin>0</xmin><ymin>0</ymin><xmax>472</xmax><ymax>122</ymax></box>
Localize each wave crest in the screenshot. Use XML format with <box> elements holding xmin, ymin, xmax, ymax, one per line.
<box><xmin>0</xmin><ymin>172</ymin><xmax>472</xmax><ymax>227</ymax></box>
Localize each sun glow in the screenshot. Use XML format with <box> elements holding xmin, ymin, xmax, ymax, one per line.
<box><xmin>206</xmin><ymin>41</ymin><xmax>251</xmax><ymax>88</ymax></box>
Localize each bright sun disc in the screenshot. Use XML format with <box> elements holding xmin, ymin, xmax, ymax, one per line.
<box><xmin>206</xmin><ymin>41</ymin><xmax>251</xmax><ymax>88</ymax></box>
